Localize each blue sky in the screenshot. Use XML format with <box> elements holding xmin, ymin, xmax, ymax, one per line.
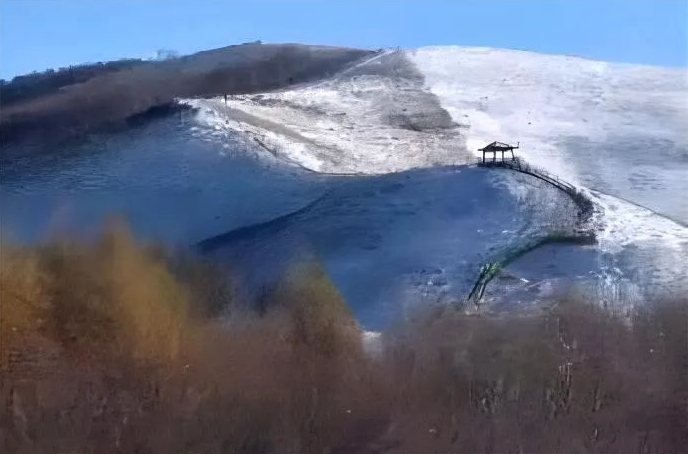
<box><xmin>1</xmin><ymin>0</ymin><xmax>686</xmax><ymax>78</ymax></box>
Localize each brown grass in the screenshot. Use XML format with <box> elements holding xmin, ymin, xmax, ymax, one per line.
<box><xmin>1</xmin><ymin>224</ymin><xmax>687</xmax><ymax>453</ymax></box>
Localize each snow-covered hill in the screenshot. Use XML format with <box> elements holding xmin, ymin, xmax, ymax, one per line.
<box><xmin>186</xmin><ymin>46</ymin><xmax>687</xmax><ymax>221</ymax></box>
<box><xmin>2</xmin><ymin>45</ymin><xmax>686</xmax><ymax>326</ymax></box>
<box><xmin>408</xmin><ymin>46</ymin><xmax>688</xmax><ymax>271</ymax></box>
<box><xmin>183</xmin><ymin>50</ymin><xmax>471</xmax><ymax>174</ymax></box>
<box><xmin>182</xmin><ymin>45</ymin><xmax>688</xmax><ymax>306</ymax></box>
<box><xmin>410</xmin><ymin>46</ymin><xmax>688</xmax><ymax>223</ymax></box>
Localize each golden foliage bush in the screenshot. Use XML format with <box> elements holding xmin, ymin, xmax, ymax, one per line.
<box><xmin>1</xmin><ymin>220</ymin><xmax>188</xmax><ymax>367</ymax></box>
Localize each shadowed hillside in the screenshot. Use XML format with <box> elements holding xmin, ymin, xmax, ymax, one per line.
<box><xmin>0</xmin><ymin>58</ymin><xmax>148</xmax><ymax>107</ymax></box>
<box><xmin>0</xmin><ymin>42</ymin><xmax>375</xmax><ymax>146</ymax></box>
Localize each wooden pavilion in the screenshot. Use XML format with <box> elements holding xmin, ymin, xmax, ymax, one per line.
<box><xmin>478</xmin><ymin>141</ymin><xmax>519</xmax><ymax>164</ymax></box>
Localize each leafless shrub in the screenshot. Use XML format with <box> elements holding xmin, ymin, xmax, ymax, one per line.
<box><xmin>377</xmin><ymin>300</ymin><xmax>688</xmax><ymax>453</ymax></box>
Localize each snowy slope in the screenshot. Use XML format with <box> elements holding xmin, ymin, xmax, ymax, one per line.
<box><xmin>183</xmin><ymin>50</ymin><xmax>471</xmax><ymax>174</ymax></box>
<box><xmin>409</xmin><ymin>46</ymin><xmax>688</xmax><ymax>285</ymax></box>
<box><xmin>185</xmin><ymin>46</ymin><xmax>687</xmax><ymax>220</ymax></box>
<box><xmin>0</xmin><ymin>114</ymin><xmax>586</xmax><ymax>328</ymax></box>
<box><xmin>200</xmin><ymin>166</ymin><xmax>584</xmax><ymax>327</ymax></box>
<box><xmin>409</xmin><ymin>46</ymin><xmax>688</xmax><ymax>222</ymax></box>
<box><xmin>182</xmin><ymin>45</ymin><xmax>688</xmax><ymax>304</ymax></box>
<box><xmin>410</xmin><ymin>47</ymin><xmax>687</xmax><ymax>170</ymax></box>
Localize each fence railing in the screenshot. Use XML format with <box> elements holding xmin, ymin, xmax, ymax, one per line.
<box><xmin>478</xmin><ymin>156</ymin><xmax>594</xmax><ymax>223</ymax></box>
<box><xmin>469</xmin><ymin>157</ymin><xmax>597</xmax><ymax>304</ymax></box>
<box><xmin>478</xmin><ymin>157</ymin><xmax>576</xmax><ymax>192</ymax></box>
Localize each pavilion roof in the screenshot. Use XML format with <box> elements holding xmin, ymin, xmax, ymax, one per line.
<box><xmin>478</xmin><ymin>141</ymin><xmax>519</xmax><ymax>152</ymax></box>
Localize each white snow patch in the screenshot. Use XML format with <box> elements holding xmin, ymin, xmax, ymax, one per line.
<box><xmin>409</xmin><ymin>46</ymin><xmax>688</xmax><ymax>187</ymax></box>
<box><xmin>590</xmin><ymin>191</ymin><xmax>688</xmax><ymax>252</ymax></box>
<box><xmin>361</xmin><ymin>330</ymin><xmax>382</xmax><ymax>357</ymax></box>
<box><xmin>181</xmin><ymin>51</ymin><xmax>468</xmax><ymax>174</ymax></box>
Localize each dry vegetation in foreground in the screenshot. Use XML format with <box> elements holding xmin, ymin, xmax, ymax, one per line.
<box><xmin>1</xmin><ymin>223</ymin><xmax>687</xmax><ymax>453</ymax></box>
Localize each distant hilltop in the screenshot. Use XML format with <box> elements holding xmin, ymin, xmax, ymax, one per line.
<box><xmin>0</xmin><ymin>42</ymin><xmax>374</xmax><ymax>147</ymax></box>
